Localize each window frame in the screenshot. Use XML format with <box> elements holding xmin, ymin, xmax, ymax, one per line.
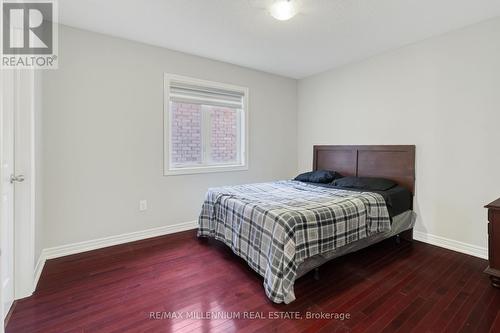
<box><xmin>164</xmin><ymin>73</ymin><xmax>249</xmax><ymax>176</ymax></box>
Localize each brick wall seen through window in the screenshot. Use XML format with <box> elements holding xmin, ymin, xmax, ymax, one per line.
<box><xmin>170</xmin><ymin>103</ymin><xmax>239</xmax><ymax>166</ymax></box>
<box><xmin>170</xmin><ymin>102</ymin><xmax>202</xmax><ymax>165</ymax></box>
<box><xmin>209</xmin><ymin>107</ymin><xmax>238</xmax><ymax>164</ymax></box>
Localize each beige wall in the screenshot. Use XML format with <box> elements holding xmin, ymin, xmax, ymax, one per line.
<box><xmin>42</xmin><ymin>25</ymin><xmax>297</xmax><ymax>248</ymax></box>
<box><xmin>298</xmin><ymin>18</ymin><xmax>500</xmax><ymax>250</ymax></box>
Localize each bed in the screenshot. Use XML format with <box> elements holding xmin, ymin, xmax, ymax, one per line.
<box><xmin>197</xmin><ymin>145</ymin><xmax>416</xmax><ymax>303</ymax></box>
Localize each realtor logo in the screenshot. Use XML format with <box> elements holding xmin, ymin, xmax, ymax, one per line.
<box><xmin>1</xmin><ymin>0</ymin><xmax>58</xmax><ymax>69</ymax></box>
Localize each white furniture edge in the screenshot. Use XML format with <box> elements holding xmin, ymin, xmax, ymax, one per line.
<box><xmin>33</xmin><ymin>220</ymin><xmax>198</xmax><ymax>292</ymax></box>
<box><xmin>414</xmin><ymin>230</ymin><xmax>487</xmax><ymax>259</ymax></box>
<box><xmin>32</xmin><ymin>224</ymin><xmax>487</xmax><ymax>294</ymax></box>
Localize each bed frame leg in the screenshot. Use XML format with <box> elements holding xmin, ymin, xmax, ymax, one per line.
<box><xmin>401</xmin><ymin>228</ymin><xmax>413</xmax><ymax>242</ymax></box>
<box><xmin>314</xmin><ymin>268</ymin><xmax>320</xmax><ymax>281</ymax></box>
<box><xmin>398</xmin><ymin>228</ymin><xmax>413</xmax><ymax>243</ymax></box>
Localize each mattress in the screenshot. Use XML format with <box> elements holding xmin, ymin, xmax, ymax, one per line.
<box><xmin>296</xmin><ymin>210</ymin><xmax>416</xmax><ymax>278</ymax></box>
<box><xmin>305</xmin><ymin>182</ymin><xmax>413</xmax><ymax>217</ymax></box>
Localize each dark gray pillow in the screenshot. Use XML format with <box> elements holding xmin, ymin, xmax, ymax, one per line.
<box><xmin>294</xmin><ymin>170</ymin><xmax>341</xmax><ymax>183</ymax></box>
<box><xmin>333</xmin><ymin>176</ymin><xmax>397</xmax><ymax>191</ymax></box>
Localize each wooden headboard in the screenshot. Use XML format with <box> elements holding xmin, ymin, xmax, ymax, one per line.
<box><xmin>313</xmin><ymin>145</ymin><xmax>416</xmax><ymax>194</ymax></box>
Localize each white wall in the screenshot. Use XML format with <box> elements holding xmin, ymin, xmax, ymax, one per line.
<box><xmin>298</xmin><ymin>18</ymin><xmax>500</xmax><ymax>250</ymax></box>
<box><xmin>35</xmin><ymin>72</ymin><xmax>43</xmax><ymax>266</ymax></box>
<box><xmin>43</xmin><ymin>18</ymin><xmax>500</xmax><ymax>254</ymax></box>
<box><xmin>42</xmin><ymin>26</ymin><xmax>297</xmax><ymax>248</ymax></box>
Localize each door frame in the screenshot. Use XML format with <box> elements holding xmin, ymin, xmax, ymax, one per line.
<box><xmin>0</xmin><ymin>68</ymin><xmax>38</xmax><ymax>325</ymax></box>
<box><xmin>13</xmin><ymin>69</ymin><xmax>37</xmax><ymax>300</ymax></box>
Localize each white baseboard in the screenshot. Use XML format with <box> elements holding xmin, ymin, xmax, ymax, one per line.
<box><xmin>413</xmin><ymin>230</ymin><xmax>488</xmax><ymax>259</ymax></box>
<box><xmin>31</xmin><ymin>223</ymin><xmax>487</xmax><ymax>294</ymax></box>
<box><xmin>32</xmin><ymin>220</ymin><xmax>198</xmax><ymax>292</ymax></box>
<box><xmin>33</xmin><ymin>254</ymin><xmax>45</xmax><ymax>292</ymax></box>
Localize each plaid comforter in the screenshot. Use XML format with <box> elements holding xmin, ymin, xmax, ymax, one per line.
<box><xmin>197</xmin><ymin>180</ymin><xmax>391</xmax><ymax>303</ymax></box>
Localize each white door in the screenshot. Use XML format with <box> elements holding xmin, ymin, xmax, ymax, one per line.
<box><xmin>1</xmin><ymin>69</ymin><xmax>16</xmax><ymax>320</ymax></box>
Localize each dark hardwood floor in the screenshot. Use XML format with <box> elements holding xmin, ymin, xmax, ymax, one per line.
<box><xmin>6</xmin><ymin>230</ymin><xmax>500</xmax><ymax>333</ymax></box>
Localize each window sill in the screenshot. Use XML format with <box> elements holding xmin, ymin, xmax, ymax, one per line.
<box><xmin>164</xmin><ymin>164</ymin><xmax>248</xmax><ymax>176</ymax></box>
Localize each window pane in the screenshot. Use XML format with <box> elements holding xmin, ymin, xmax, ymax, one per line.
<box><xmin>208</xmin><ymin>106</ymin><xmax>239</xmax><ymax>164</ymax></box>
<box><xmin>170</xmin><ymin>102</ymin><xmax>202</xmax><ymax>166</ymax></box>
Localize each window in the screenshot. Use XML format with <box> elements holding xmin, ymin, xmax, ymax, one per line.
<box><xmin>164</xmin><ymin>74</ymin><xmax>248</xmax><ymax>175</ymax></box>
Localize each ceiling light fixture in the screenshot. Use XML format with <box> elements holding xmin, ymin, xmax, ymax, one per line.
<box><xmin>270</xmin><ymin>0</ymin><xmax>297</xmax><ymax>21</ymax></box>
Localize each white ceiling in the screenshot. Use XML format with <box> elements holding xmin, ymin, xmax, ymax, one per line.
<box><xmin>59</xmin><ymin>0</ymin><xmax>500</xmax><ymax>78</ymax></box>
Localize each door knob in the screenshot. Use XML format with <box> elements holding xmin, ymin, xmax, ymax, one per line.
<box><xmin>10</xmin><ymin>174</ymin><xmax>25</xmax><ymax>183</ymax></box>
